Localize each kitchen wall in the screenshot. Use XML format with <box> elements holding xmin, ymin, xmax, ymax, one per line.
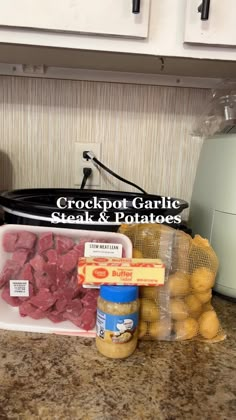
<box><xmin>0</xmin><ymin>75</ymin><xmax>208</xmax><ymax>215</ymax></box>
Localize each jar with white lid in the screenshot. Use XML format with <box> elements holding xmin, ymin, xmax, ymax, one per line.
<box><xmin>96</xmin><ymin>285</ymin><xmax>139</xmax><ymax>359</ymax></box>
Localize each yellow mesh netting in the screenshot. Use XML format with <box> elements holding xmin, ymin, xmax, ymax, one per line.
<box><xmin>119</xmin><ymin>223</ymin><xmax>226</xmax><ymax>342</ymax></box>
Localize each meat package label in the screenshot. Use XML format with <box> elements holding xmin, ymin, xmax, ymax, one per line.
<box><xmin>10</xmin><ymin>280</ymin><xmax>29</xmax><ymax>297</ymax></box>
<box><xmin>78</xmin><ymin>258</ymin><xmax>165</xmax><ymax>287</ymax></box>
<box><xmin>84</xmin><ymin>242</ymin><xmax>122</xmax><ymax>258</ymax></box>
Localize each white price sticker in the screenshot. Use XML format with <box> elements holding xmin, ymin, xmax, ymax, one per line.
<box><xmin>10</xmin><ymin>280</ymin><xmax>29</xmax><ymax>297</ymax></box>
<box><xmin>84</xmin><ymin>242</ymin><xmax>122</xmax><ymax>258</ymax></box>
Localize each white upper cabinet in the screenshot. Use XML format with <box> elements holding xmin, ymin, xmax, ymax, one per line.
<box><xmin>0</xmin><ymin>0</ymin><xmax>235</xmax><ymax>74</ymax></box>
<box><xmin>184</xmin><ymin>0</ymin><xmax>236</xmax><ymax>47</ymax></box>
<box><xmin>0</xmin><ymin>0</ymin><xmax>151</xmax><ymax>39</ymax></box>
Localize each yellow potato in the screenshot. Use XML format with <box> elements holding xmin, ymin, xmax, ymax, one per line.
<box><xmin>190</xmin><ymin>310</ymin><xmax>203</xmax><ymax>319</ymax></box>
<box><xmin>185</xmin><ymin>294</ymin><xmax>202</xmax><ymax>313</ymax></box>
<box><xmin>198</xmin><ymin>311</ymin><xmax>220</xmax><ymax>339</ymax></box>
<box><xmin>192</xmin><ymin>234</ymin><xmax>210</xmax><ymax>248</ymax></box>
<box><xmin>170</xmin><ymin>299</ymin><xmax>188</xmax><ymax>321</ymax></box>
<box><xmin>168</xmin><ymin>272</ymin><xmax>190</xmax><ymax>297</ymax></box>
<box><xmin>118</xmin><ymin>224</ymin><xmax>129</xmax><ymax>234</ymax></box>
<box><xmin>188</xmin><ymin>235</ymin><xmax>219</xmax><ymax>276</ymax></box>
<box><xmin>175</xmin><ymin>318</ymin><xmax>199</xmax><ymax>340</ymax></box>
<box><xmin>132</xmin><ymin>248</ymin><xmax>143</xmax><ymax>258</ymax></box>
<box><xmin>175</xmin><ymin>231</ymin><xmax>191</xmax><ymax>272</ymax></box>
<box><xmin>138</xmin><ymin>321</ymin><xmax>148</xmax><ymax>339</ymax></box>
<box><xmin>194</xmin><ymin>289</ymin><xmax>212</xmax><ymax>304</ymax></box>
<box><xmin>149</xmin><ymin>319</ymin><xmax>171</xmax><ymax>340</ymax></box>
<box><xmin>190</xmin><ymin>267</ymin><xmax>215</xmax><ymax>293</ymax></box>
<box><xmin>139</xmin><ymin>286</ymin><xmax>159</xmax><ymax>300</ymax></box>
<box><xmin>139</xmin><ymin>299</ymin><xmax>159</xmax><ymax>322</ymax></box>
<box><xmin>203</xmin><ymin>302</ymin><xmax>214</xmax><ymax>311</ymax></box>
<box><xmin>134</xmin><ymin>227</ymin><xmax>160</xmax><ymax>258</ymax></box>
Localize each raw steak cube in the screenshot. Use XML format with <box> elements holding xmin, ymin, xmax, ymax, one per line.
<box><xmin>19</xmin><ymin>301</ymin><xmax>46</xmax><ymax>320</ymax></box>
<box><xmin>19</xmin><ymin>301</ymin><xmax>35</xmax><ymax>317</ymax></box>
<box><xmin>63</xmin><ymin>299</ymin><xmax>83</xmax><ymax>326</ymax></box>
<box><xmin>67</xmin><ymin>275</ymin><xmax>81</xmax><ymax>298</ymax></box>
<box><xmin>0</xmin><ymin>260</ymin><xmax>21</xmax><ymax>288</ymax></box>
<box><xmin>55</xmin><ymin>297</ymin><xmax>68</xmax><ymax>313</ymax></box>
<box><xmin>3</xmin><ymin>232</ymin><xmax>18</xmax><ymax>252</ymax></box>
<box><xmin>56</xmin><ymin>269</ymin><xmax>69</xmax><ymax>288</ymax></box>
<box><xmin>50</xmin><ymin>285</ymin><xmax>57</xmax><ymax>293</ymax></box>
<box><xmin>35</xmin><ymin>272</ymin><xmax>51</xmax><ymax>290</ymax></box>
<box><xmin>15</xmin><ymin>231</ymin><xmax>37</xmax><ymax>250</ymax></box>
<box><xmin>73</xmin><ymin>242</ymin><xmax>86</xmax><ymax>258</ymax></box>
<box><xmin>63</xmin><ymin>312</ymin><xmax>78</xmax><ymax>326</ymax></box>
<box><xmin>45</xmin><ymin>249</ymin><xmax>58</xmax><ymax>263</ymax></box>
<box><xmin>2</xmin><ymin>286</ymin><xmax>21</xmax><ymax>307</ymax></box>
<box><xmin>62</xmin><ymin>288</ymin><xmax>76</xmax><ymax>301</ymax></box>
<box><xmin>30</xmin><ymin>255</ymin><xmax>45</xmax><ymax>272</ymax></box>
<box><xmin>77</xmin><ymin>308</ymin><xmax>96</xmax><ymax>331</ymax></box>
<box><xmin>55</xmin><ymin>235</ymin><xmax>74</xmax><ymax>254</ymax></box>
<box><xmin>81</xmin><ymin>290</ymin><xmax>99</xmax><ymax>310</ymax></box>
<box><xmin>30</xmin><ymin>308</ymin><xmax>47</xmax><ymax>320</ymax></box>
<box><xmin>84</xmin><ymin>288</ymin><xmax>99</xmax><ymax>298</ymax></box>
<box><xmin>2</xmin><ymin>259</ymin><xmax>21</xmax><ymax>273</ymax></box>
<box><xmin>47</xmin><ymin>311</ymin><xmax>64</xmax><ymax>323</ymax></box>
<box><xmin>12</xmin><ymin>249</ymin><xmax>30</xmax><ymax>267</ymax></box>
<box><xmin>54</xmin><ymin>287</ymin><xmax>75</xmax><ymax>302</ymax></box>
<box><xmin>77</xmin><ymin>283</ymin><xmax>87</xmax><ymax>298</ymax></box>
<box><xmin>64</xmin><ymin>307</ymin><xmax>96</xmax><ymax>330</ymax></box>
<box><xmin>65</xmin><ymin>299</ymin><xmax>83</xmax><ymax>316</ymax></box>
<box><xmin>58</xmin><ymin>250</ymin><xmax>78</xmax><ymax>273</ymax></box>
<box><xmin>43</xmin><ymin>263</ymin><xmax>57</xmax><ymax>283</ymax></box>
<box><xmin>38</xmin><ymin>232</ymin><xmax>53</xmax><ymax>254</ymax></box>
<box><xmin>82</xmin><ymin>302</ymin><xmax>97</xmax><ymax>313</ymax></box>
<box><xmin>29</xmin><ymin>288</ymin><xmax>57</xmax><ymax>312</ymax></box>
<box><xmin>18</xmin><ymin>263</ymin><xmax>33</xmax><ymax>282</ymax></box>
<box><xmin>81</xmin><ymin>308</ymin><xmax>96</xmax><ymax>330</ymax></box>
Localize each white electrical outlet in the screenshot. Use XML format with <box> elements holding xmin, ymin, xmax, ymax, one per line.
<box><xmin>74</xmin><ymin>142</ymin><xmax>101</xmax><ymax>187</ymax></box>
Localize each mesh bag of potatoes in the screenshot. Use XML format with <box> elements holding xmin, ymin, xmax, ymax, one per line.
<box><xmin>119</xmin><ymin>224</ymin><xmax>226</xmax><ymax>342</ymax></box>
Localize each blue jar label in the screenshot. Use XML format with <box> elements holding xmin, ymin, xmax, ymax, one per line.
<box><xmin>96</xmin><ymin>309</ymin><xmax>138</xmax><ymax>344</ymax></box>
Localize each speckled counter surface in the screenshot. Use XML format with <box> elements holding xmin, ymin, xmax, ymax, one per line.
<box><xmin>0</xmin><ymin>296</ymin><xmax>235</xmax><ymax>420</ymax></box>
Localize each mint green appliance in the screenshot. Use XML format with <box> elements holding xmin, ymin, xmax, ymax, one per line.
<box><xmin>190</xmin><ymin>134</ymin><xmax>236</xmax><ymax>299</ymax></box>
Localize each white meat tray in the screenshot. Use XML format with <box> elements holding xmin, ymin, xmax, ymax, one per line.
<box><xmin>0</xmin><ymin>224</ymin><xmax>132</xmax><ymax>336</ymax></box>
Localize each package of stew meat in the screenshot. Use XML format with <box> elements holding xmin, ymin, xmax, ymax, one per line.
<box><xmin>0</xmin><ymin>224</ymin><xmax>132</xmax><ymax>336</ymax></box>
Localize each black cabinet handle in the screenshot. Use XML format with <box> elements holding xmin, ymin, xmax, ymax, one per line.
<box><xmin>132</xmin><ymin>0</ymin><xmax>141</xmax><ymax>14</ymax></box>
<box><xmin>198</xmin><ymin>0</ymin><xmax>211</xmax><ymax>20</ymax></box>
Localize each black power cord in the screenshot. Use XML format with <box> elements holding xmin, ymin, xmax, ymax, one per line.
<box><xmin>84</xmin><ymin>151</ymin><xmax>146</xmax><ymax>194</ymax></box>
<box><xmin>80</xmin><ymin>167</ymin><xmax>92</xmax><ymax>189</ymax></box>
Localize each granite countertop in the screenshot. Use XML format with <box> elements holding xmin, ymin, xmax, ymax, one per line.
<box><xmin>0</xmin><ymin>295</ymin><xmax>235</xmax><ymax>420</ymax></box>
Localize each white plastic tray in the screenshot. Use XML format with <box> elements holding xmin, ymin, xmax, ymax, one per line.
<box><xmin>0</xmin><ymin>224</ymin><xmax>132</xmax><ymax>336</ymax></box>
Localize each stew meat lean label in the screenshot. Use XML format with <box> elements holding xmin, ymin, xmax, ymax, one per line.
<box><xmin>84</xmin><ymin>242</ymin><xmax>123</xmax><ymax>258</ymax></box>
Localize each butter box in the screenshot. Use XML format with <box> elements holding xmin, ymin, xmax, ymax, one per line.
<box><xmin>78</xmin><ymin>257</ymin><xmax>165</xmax><ymax>287</ymax></box>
